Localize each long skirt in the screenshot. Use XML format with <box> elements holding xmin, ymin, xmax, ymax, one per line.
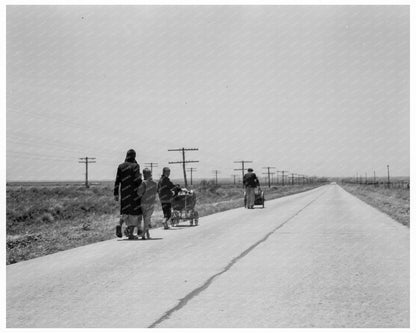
<box><xmin>246</xmin><ymin>187</ymin><xmax>255</xmax><ymax>208</ymax></box>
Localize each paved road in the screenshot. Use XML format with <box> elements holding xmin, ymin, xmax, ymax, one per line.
<box><xmin>7</xmin><ymin>184</ymin><xmax>409</xmax><ymax>328</ymax></box>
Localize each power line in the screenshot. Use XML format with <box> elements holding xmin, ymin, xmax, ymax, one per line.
<box><xmin>7</xmin><ymin>149</ymin><xmax>75</xmax><ymax>161</ymax></box>
<box><xmin>7</xmin><ymin>149</ymin><xmax>119</xmax><ymax>167</ymax></box>
<box><xmin>7</xmin><ymin>151</ymin><xmax>74</xmax><ymax>163</ymax></box>
<box><xmin>234</xmin><ymin>160</ymin><xmax>252</xmax><ymax>188</ymax></box>
<box><xmin>7</xmin><ymin>142</ymin><xmax>159</xmax><ymax>170</ymax></box>
<box><xmin>11</xmin><ymin>109</ymin><xmax>175</xmax><ymax>149</ymax></box>
<box><xmin>168</xmin><ymin>148</ymin><xmax>199</xmax><ymax>188</ymax></box>
<box><xmin>79</xmin><ymin>157</ymin><xmax>96</xmax><ymax>188</ymax></box>
<box><xmin>7</xmin><ymin>134</ymin><xmax>122</xmax><ymax>159</ymax></box>
<box><xmin>7</xmin><ymin>140</ymin><xmax>118</xmax><ymax>166</ymax></box>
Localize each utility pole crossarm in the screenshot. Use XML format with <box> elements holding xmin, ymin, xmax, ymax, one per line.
<box><xmin>234</xmin><ymin>160</ymin><xmax>253</xmax><ymax>188</ymax></box>
<box><xmin>168</xmin><ymin>148</ymin><xmax>199</xmax><ymax>188</ymax></box>
<box><xmin>169</xmin><ymin>160</ymin><xmax>199</xmax><ymax>164</ymax></box>
<box><xmin>168</xmin><ymin>148</ymin><xmax>199</xmax><ymax>151</ymax></box>
<box><xmin>144</xmin><ymin>162</ymin><xmax>158</xmax><ymax>174</ymax></box>
<box><xmin>79</xmin><ymin>157</ymin><xmax>96</xmax><ymax>188</ymax></box>
<box><xmin>79</xmin><ymin>158</ymin><xmax>96</xmax><ymax>162</ymax></box>
<box><xmin>262</xmin><ymin>166</ymin><xmax>276</xmax><ymax>188</ymax></box>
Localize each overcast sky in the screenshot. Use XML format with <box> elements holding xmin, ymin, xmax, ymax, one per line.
<box><xmin>6</xmin><ymin>5</ymin><xmax>409</xmax><ymax>182</ymax></box>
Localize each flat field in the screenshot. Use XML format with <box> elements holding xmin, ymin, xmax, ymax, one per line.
<box><xmin>340</xmin><ymin>183</ymin><xmax>410</xmax><ymax>227</ymax></box>
<box><xmin>6</xmin><ymin>182</ymin><xmax>322</xmax><ymax>264</ymax></box>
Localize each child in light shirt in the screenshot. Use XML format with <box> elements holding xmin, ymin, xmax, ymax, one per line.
<box><xmin>137</xmin><ymin>168</ymin><xmax>158</xmax><ymax>239</ymax></box>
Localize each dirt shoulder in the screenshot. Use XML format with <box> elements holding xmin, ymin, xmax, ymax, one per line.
<box><xmin>6</xmin><ymin>183</ymin><xmax>323</xmax><ymax>264</ymax></box>
<box><xmin>340</xmin><ymin>183</ymin><xmax>410</xmax><ymax>227</ymax></box>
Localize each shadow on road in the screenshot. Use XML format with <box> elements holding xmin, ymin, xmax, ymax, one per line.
<box><xmin>171</xmin><ymin>225</ymin><xmax>198</xmax><ymax>228</ymax></box>
<box><xmin>117</xmin><ymin>238</ymin><xmax>164</xmax><ymax>241</ymax></box>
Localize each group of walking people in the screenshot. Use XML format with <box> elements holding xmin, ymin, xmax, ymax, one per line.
<box><xmin>114</xmin><ymin>149</ymin><xmax>261</xmax><ymax>240</ymax></box>
<box><xmin>114</xmin><ymin>149</ymin><xmax>176</xmax><ymax>240</ymax></box>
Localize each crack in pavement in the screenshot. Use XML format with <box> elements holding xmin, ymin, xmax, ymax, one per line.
<box><xmin>148</xmin><ymin>188</ymin><xmax>328</xmax><ymax>328</ymax></box>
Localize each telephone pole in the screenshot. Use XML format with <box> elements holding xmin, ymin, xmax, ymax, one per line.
<box><xmin>387</xmin><ymin>165</ymin><xmax>390</xmax><ymax>188</ymax></box>
<box><xmin>234</xmin><ymin>160</ymin><xmax>252</xmax><ymax>188</ymax></box>
<box><xmin>262</xmin><ymin>166</ymin><xmax>276</xmax><ymax>188</ymax></box>
<box><xmin>168</xmin><ymin>148</ymin><xmax>199</xmax><ymax>188</ymax></box>
<box><xmin>290</xmin><ymin>173</ymin><xmax>297</xmax><ymax>185</ymax></box>
<box><xmin>145</xmin><ymin>162</ymin><xmax>158</xmax><ymax>175</ymax></box>
<box><xmin>78</xmin><ymin>157</ymin><xmax>96</xmax><ymax>188</ymax></box>
<box><xmin>374</xmin><ymin>170</ymin><xmax>376</xmax><ymax>186</ymax></box>
<box><xmin>277</xmin><ymin>170</ymin><xmax>289</xmax><ymax>186</ymax></box>
<box><xmin>187</xmin><ymin>167</ymin><xmax>197</xmax><ymax>186</ymax></box>
<box><xmin>231</xmin><ymin>174</ymin><xmax>238</xmax><ymax>185</ymax></box>
<box><xmin>275</xmin><ymin>171</ymin><xmax>280</xmax><ymax>185</ymax></box>
<box><xmin>212</xmin><ymin>170</ymin><xmax>220</xmax><ymax>185</ymax></box>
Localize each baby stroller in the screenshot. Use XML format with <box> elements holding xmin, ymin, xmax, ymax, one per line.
<box><xmin>171</xmin><ymin>188</ymin><xmax>199</xmax><ymax>226</ymax></box>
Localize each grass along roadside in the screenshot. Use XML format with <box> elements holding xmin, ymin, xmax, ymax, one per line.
<box><xmin>6</xmin><ymin>183</ymin><xmax>323</xmax><ymax>264</ymax></box>
<box><xmin>340</xmin><ymin>183</ymin><xmax>410</xmax><ymax>227</ymax></box>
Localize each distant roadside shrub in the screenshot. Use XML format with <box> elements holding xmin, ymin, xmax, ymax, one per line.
<box><xmin>82</xmin><ymin>217</ymin><xmax>93</xmax><ymax>231</ymax></box>
<box><xmin>48</xmin><ymin>203</ymin><xmax>65</xmax><ymax>217</ymax></box>
<box><xmin>36</xmin><ymin>212</ymin><xmax>55</xmax><ymax>224</ymax></box>
<box><xmin>199</xmin><ymin>180</ymin><xmax>220</xmax><ymax>193</ymax></box>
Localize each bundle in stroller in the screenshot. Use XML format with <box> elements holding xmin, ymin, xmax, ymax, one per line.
<box><xmin>170</xmin><ymin>186</ymin><xmax>199</xmax><ymax>226</ymax></box>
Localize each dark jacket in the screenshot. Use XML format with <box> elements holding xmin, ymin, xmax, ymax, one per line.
<box><xmin>114</xmin><ymin>157</ymin><xmax>142</xmax><ymax>215</ymax></box>
<box><xmin>243</xmin><ymin>172</ymin><xmax>260</xmax><ymax>188</ymax></box>
<box><xmin>157</xmin><ymin>175</ymin><xmax>175</xmax><ymax>203</ymax></box>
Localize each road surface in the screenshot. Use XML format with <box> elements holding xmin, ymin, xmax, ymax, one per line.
<box><xmin>7</xmin><ymin>184</ymin><xmax>409</xmax><ymax>328</ymax></box>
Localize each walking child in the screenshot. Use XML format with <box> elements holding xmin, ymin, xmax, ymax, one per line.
<box><xmin>137</xmin><ymin>168</ymin><xmax>158</xmax><ymax>239</ymax></box>
<box><xmin>157</xmin><ymin>167</ymin><xmax>176</xmax><ymax>229</ymax></box>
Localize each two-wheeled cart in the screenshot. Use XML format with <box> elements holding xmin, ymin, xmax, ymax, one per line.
<box><xmin>244</xmin><ymin>187</ymin><xmax>265</xmax><ymax>208</ymax></box>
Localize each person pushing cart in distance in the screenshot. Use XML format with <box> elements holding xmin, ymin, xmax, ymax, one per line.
<box><xmin>137</xmin><ymin>168</ymin><xmax>157</xmax><ymax>240</ymax></box>
<box><xmin>157</xmin><ymin>167</ymin><xmax>176</xmax><ymax>229</ymax></box>
<box><xmin>243</xmin><ymin>168</ymin><xmax>260</xmax><ymax>209</ymax></box>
